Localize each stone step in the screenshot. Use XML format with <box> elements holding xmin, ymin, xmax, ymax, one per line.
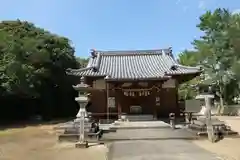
<box><xmin>197</xmin><ymin>131</ymin><xmax>239</xmax><ymax>137</ymax></box>
<box><xmin>125</xmin><ymin>115</ymin><xmax>154</xmax><ymax>121</ymax></box>
<box><xmin>112</xmin><ymin>121</ymin><xmax>171</xmax><ymax>129</ymax></box>
<box><xmin>58</xmin><ymin>134</ymin><xmax>102</xmax><ymax>142</ymax></box>
<box><xmin>102</xmin><ymin>128</ymin><xmax>199</xmax><ymax>141</ymax></box>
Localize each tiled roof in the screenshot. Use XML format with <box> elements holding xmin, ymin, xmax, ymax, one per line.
<box><xmin>67</xmin><ymin>49</ymin><xmax>201</xmax><ymax>80</ymax></box>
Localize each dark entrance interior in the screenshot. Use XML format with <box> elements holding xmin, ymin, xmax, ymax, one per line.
<box><xmin>124</xmin><ymin>95</ymin><xmax>154</xmax><ymax>115</ymax></box>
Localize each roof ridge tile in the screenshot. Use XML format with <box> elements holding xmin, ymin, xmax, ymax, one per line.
<box><xmin>95</xmin><ymin>49</ymin><xmax>171</xmax><ymax>56</ymax></box>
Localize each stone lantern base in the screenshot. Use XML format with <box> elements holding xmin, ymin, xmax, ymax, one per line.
<box><xmin>75</xmin><ymin>141</ymin><xmax>88</xmax><ymax>148</ymax></box>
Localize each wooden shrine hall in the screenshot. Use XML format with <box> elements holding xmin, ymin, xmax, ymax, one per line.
<box><xmin>67</xmin><ymin>48</ymin><xmax>201</xmax><ymax>119</ymax></box>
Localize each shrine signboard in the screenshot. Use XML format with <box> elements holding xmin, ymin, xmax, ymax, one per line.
<box><xmin>108</xmin><ymin>97</ymin><xmax>115</xmax><ymax>108</ymax></box>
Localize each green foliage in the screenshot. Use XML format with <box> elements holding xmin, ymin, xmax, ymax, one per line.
<box><xmin>178</xmin><ymin>50</ymin><xmax>200</xmax><ymax>100</ymax></box>
<box><xmin>0</xmin><ymin>20</ymin><xmax>78</xmax><ymax>97</ymax></box>
<box><xmin>76</xmin><ymin>57</ymin><xmax>89</xmax><ymax>68</ymax></box>
<box><xmin>0</xmin><ymin>20</ymin><xmax>81</xmax><ymax>121</ymax></box>
<box><xmin>178</xmin><ymin>8</ymin><xmax>240</xmax><ymax>106</ymax></box>
<box><xmin>178</xmin><ymin>50</ymin><xmax>199</xmax><ymax>67</ymax></box>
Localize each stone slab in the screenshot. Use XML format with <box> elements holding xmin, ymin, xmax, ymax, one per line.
<box><xmin>102</xmin><ymin>128</ymin><xmax>198</xmax><ymax>141</ymax></box>
<box><xmin>112</xmin><ymin>121</ymin><xmax>171</xmax><ymax>129</ymax></box>
<box><xmin>108</xmin><ymin>140</ymin><xmax>223</xmax><ymax>160</ymax></box>
<box><xmin>55</xmin><ymin>121</ymin><xmax>113</xmax><ymax>131</ymax></box>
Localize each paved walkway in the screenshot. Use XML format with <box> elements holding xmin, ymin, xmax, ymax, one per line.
<box><xmin>103</xmin><ymin>121</ymin><xmax>197</xmax><ymax>141</ymax></box>
<box><xmin>105</xmin><ymin>121</ymin><xmax>224</xmax><ymax>160</ymax></box>
<box><xmin>108</xmin><ymin>140</ymin><xmax>223</xmax><ymax>160</ymax></box>
<box><xmin>102</xmin><ymin>128</ymin><xmax>198</xmax><ymax>141</ymax></box>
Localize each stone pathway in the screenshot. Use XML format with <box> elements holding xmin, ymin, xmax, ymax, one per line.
<box><xmin>108</xmin><ymin>140</ymin><xmax>224</xmax><ymax>160</ymax></box>
<box><xmin>105</xmin><ymin>121</ymin><xmax>225</xmax><ymax>160</ymax></box>
<box><xmin>102</xmin><ymin>128</ymin><xmax>198</xmax><ymax>141</ymax></box>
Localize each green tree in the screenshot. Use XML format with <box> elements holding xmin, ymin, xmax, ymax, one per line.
<box><xmin>188</xmin><ymin>8</ymin><xmax>240</xmax><ymax>109</ymax></box>
<box><xmin>178</xmin><ymin>8</ymin><xmax>240</xmax><ymax>106</ymax></box>
<box><xmin>0</xmin><ymin>20</ymin><xmax>80</xmax><ymax>121</ymax></box>
<box><xmin>198</xmin><ymin>9</ymin><xmax>237</xmax><ymax>105</ymax></box>
<box><xmin>178</xmin><ymin>50</ymin><xmax>200</xmax><ymax>100</ymax></box>
<box><xmin>178</xmin><ymin>50</ymin><xmax>199</xmax><ymax>66</ymax></box>
<box><xmin>76</xmin><ymin>57</ymin><xmax>89</xmax><ymax>68</ymax></box>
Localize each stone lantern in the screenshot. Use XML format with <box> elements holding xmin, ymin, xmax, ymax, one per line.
<box><xmin>72</xmin><ymin>82</ymin><xmax>91</xmax><ymax>148</ymax></box>
<box><xmin>196</xmin><ymin>93</ymin><xmax>215</xmax><ymax>142</ymax></box>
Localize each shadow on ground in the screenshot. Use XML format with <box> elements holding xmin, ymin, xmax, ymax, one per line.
<box><xmin>0</xmin><ymin>118</ymin><xmax>73</xmax><ymax>131</ymax></box>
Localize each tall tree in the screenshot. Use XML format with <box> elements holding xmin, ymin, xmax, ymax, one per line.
<box><xmin>178</xmin><ymin>9</ymin><xmax>240</xmax><ymax>108</ymax></box>
<box><xmin>192</xmin><ymin>8</ymin><xmax>237</xmax><ymax>107</ymax></box>
<box><xmin>0</xmin><ymin>20</ymin><xmax>80</xmax><ymax>121</ymax></box>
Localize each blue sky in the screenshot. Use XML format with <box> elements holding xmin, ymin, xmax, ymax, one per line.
<box><xmin>0</xmin><ymin>0</ymin><xmax>239</xmax><ymax>58</ymax></box>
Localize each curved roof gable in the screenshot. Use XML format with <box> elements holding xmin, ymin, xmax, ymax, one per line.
<box><xmin>67</xmin><ymin>48</ymin><xmax>201</xmax><ymax>80</ymax></box>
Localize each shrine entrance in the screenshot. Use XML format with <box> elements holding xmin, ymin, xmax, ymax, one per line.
<box><xmin>121</xmin><ymin>88</ymin><xmax>155</xmax><ymax>116</ymax></box>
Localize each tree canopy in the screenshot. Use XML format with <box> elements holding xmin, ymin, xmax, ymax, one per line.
<box><xmin>0</xmin><ymin>20</ymin><xmax>86</xmax><ymax>122</ymax></box>
<box><xmin>178</xmin><ymin>8</ymin><xmax>240</xmax><ymax>107</ymax></box>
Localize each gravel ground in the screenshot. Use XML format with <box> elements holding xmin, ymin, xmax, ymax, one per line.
<box><xmin>193</xmin><ymin>116</ymin><xmax>240</xmax><ymax>160</ymax></box>
<box><xmin>0</xmin><ymin>124</ymin><xmax>107</xmax><ymax>160</ymax></box>
<box><xmin>1</xmin><ymin>117</ymin><xmax>239</xmax><ymax>160</ymax></box>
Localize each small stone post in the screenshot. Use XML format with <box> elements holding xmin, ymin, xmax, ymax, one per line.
<box><xmin>205</xmin><ymin>95</ymin><xmax>215</xmax><ymax>143</ymax></box>
<box><xmin>196</xmin><ymin>94</ymin><xmax>215</xmax><ymax>142</ymax></box>
<box><xmin>73</xmin><ymin>82</ymin><xmax>89</xmax><ymax>148</ymax></box>
<box><xmin>169</xmin><ymin>113</ymin><xmax>176</xmax><ymax>129</ymax></box>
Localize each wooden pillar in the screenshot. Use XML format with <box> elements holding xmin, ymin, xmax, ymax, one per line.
<box><xmin>175</xmin><ymin>80</ymin><xmax>179</xmax><ymax>116</ymax></box>
<box><xmin>152</xmin><ymin>84</ymin><xmax>159</xmax><ymax>119</ymax></box>
<box><xmin>156</xmin><ymin>82</ymin><xmax>162</xmax><ymax>118</ymax></box>
<box><xmin>116</xmin><ymin>89</ymin><xmax>122</xmax><ymax>118</ymax></box>
<box><xmin>106</xmin><ymin>82</ymin><xmax>110</xmax><ymax>122</ymax></box>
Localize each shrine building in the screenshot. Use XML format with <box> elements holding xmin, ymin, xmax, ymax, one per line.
<box><xmin>67</xmin><ymin>48</ymin><xmax>201</xmax><ymax>119</ymax></box>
